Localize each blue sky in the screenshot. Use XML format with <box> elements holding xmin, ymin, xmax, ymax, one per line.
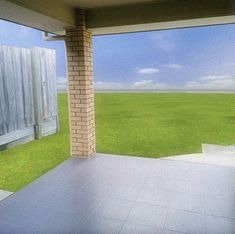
<box><xmin>1</xmin><ymin>19</ymin><xmax>235</xmax><ymax>90</ymax></box>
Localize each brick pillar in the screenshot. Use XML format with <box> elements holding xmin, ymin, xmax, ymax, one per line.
<box><xmin>65</xmin><ymin>11</ymin><xmax>95</xmax><ymax>157</ymax></box>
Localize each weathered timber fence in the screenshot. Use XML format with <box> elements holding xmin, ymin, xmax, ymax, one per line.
<box><xmin>0</xmin><ymin>45</ymin><xmax>58</xmax><ymax>150</ymax></box>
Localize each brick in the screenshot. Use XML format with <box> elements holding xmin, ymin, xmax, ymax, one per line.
<box><xmin>65</xmin><ymin>12</ymin><xmax>95</xmax><ymax>158</ymax></box>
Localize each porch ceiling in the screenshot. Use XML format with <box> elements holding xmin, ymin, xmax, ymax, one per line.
<box><xmin>1</xmin><ymin>0</ymin><xmax>235</xmax><ymax>35</ymax></box>
<box><xmin>60</xmin><ymin>0</ymin><xmax>159</xmax><ymax>8</ymax></box>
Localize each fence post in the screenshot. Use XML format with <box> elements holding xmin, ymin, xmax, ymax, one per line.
<box><xmin>31</xmin><ymin>47</ymin><xmax>42</xmax><ymax>139</ymax></box>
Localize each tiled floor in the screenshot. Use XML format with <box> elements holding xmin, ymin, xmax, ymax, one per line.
<box><xmin>1</xmin><ymin>153</ymin><xmax>235</xmax><ymax>233</ymax></box>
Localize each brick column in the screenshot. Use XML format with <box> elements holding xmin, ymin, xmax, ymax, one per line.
<box><xmin>65</xmin><ymin>11</ymin><xmax>95</xmax><ymax>157</ymax></box>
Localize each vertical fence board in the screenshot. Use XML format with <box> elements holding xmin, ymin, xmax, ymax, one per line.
<box><xmin>31</xmin><ymin>47</ymin><xmax>43</xmax><ymax>139</ymax></box>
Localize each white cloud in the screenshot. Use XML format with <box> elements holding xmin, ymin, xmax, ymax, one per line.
<box><xmin>131</xmin><ymin>80</ymin><xmax>153</xmax><ymax>88</ymax></box>
<box><xmin>163</xmin><ymin>64</ymin><xmax>183</xmax><ymax>69</ymax></box>
<box><xmin>137</xmin><ymin>68</ymin><xmax>160</xmax><ymax>74</ymax></box>
<box><xmin>184</xmin><ymin>75</ymin><xmax>235</xmax><ymax>90</ymax></box>
<box><xmin>57</xmin><ymin>75</ymin><xmax>235</xmax><ymax>91</ymax></box>
<box><xmin>94</xmin><ymin>81</ymin><xmax>125</xmax><ymax>90</ymax></box>
<box><xmin>131</xmin><ymin>79</ymin><xmax>173</xmax><ymax>89</ymax></box>
<box><xmin>199</xmin><ymin>75</ymin><xmax>232</xmax><ymax>81</ymax></box>
<box><xmin>184</xmin><ymin>81</ymin><xmax>199</xmax><ymax>88</ymax></box>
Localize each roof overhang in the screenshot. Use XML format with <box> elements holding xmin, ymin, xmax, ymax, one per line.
<box><xmin>0</xmin><ymin>0</ymin><xmax>76</xmax><ymax>35</ymax></box>
<box><xmin>0</xmin><ymin>0</ymin><xmax>235</xmax><ymax>35</ymax></box>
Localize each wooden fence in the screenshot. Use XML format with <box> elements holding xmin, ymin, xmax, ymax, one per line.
<box><xmin>0</xmin><ymin>45</ymin><xmax>58</xmax><ymax>149</ymax></box>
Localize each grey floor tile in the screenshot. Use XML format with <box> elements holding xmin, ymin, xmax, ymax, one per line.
<box><xmin>120</xmin><ymin>221</ymin><xmax>163</xmax><ymax>234</ymax></box>
<box><xmin>59</xmin><ymin>191</ymin><xmax>104</xmax><ymax>217</ymax></box>
<box><xmin>0</xmin><ymin>199</ymin><xmax>28</xmax><ymax>224</ymax></box>
<box><xmin>205</xmin><ymin>166</ymin><xmax>235</xmax><ymax>187</ymax></box>
<box><xmin>109</xmin><ymin>184</ymin><xmax>141</xmax><ymax>201</ymax></box>
<box><xmin>206</xmin><ymin>215</ymin><xmax>235</xmax><ymax>234</ymax></box>
<box><xmin>105</xmin><ymin>173</ymin><xmax>145</xmax><ymax>188</ymax></box>
<box><xmin>144</xmin><ymin>175</ymin><xmax>170</xmax><ymax>190</ymax></box>
<box><xmin>205</xmin><ymin>183</ymin><xmax>235</xmax><ymax>202</ymax></box>
<box><xmin>51</xmin><ymin>179</ymin><xmax>87</xmax><ymax>194</ymax></box>
<box><xmin>136</xmin><ymin>188</ymin><xmax>169</xmax><ymax>207</ymax></box>
<box><xmin>36</xmin><ymin>189</ymin><xmax>72</xmax><ymax>208</ymax></box>
<box><xmin>166</xmin><ymin>179</ymin><xmax>205</xmax><ymax>196</ymax></box>
<box><xmin>127</xmin><ymin>202</ymin><xmax>168</xmax><ymax>228</ymax></box>
<box><xmin>94</xmin><ymin>197</ymin><xmax>134</xmax><ymax>221</ymax></box>
<box><xmin>79</xmin><ymin>216</ymin><xmax>124</xmax><ymax>234</ymax></box>
<box><xmin>159</xmin><ymin>166</ymin><xmax>190</xmax><ymax>180</ymax></box>
<box><xmin>6</xmin><ymin>185</ymin><xmax>46</xmax><ymax>207</ymax></box>
<box><xmin>206</xmin><ymin>197</ymin><xmax>235</xmax><ymax>219</ymax></box>
<box><xmin>79</xmin><ymin>181</ymin><xmax>112</xmax><ymax>197</ymax></box>
<box><xmin>0</xmin><ymin>221</ymin><xmax>36</xmax><ymax>234</ymax></box>
<box><xmin>185</xmin><ymin>170</ymin><xmax>206</xmax><ymax>185</ymax></box>
<box><xmin>10</xmin><ymin>204</ymin><xmax>87</xmax><ymax>233</ymax></box>
<box><xmin>164</xmin><ymin>209</ymin><xmax>205</xmax><ymax>234</ymax></box>
<box><xmin>162</xmin><ymin>229</ymin><xmax>188</xmax><ymax>234</ymax></box>
<box><xmin>144</xmin><ymin>176</ymin><xmax>205</xmax><ymax>196</ymax></box>
<box><xmin>168</xmin><ymin>192</ymin><xmax>205</xmax><ymax>214</ymax></box>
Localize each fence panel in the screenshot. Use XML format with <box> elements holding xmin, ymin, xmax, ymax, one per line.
<box><xmin>0</xmin><ymin>45</ymin><xmax>58</xmax><ymax>148</ymax></box>
<box><xmin>0</xmin><ymin>46</ymin><xmax>34</xmax><ymax>136</ymax></box>
<box><xmin>31</xmin><ymin>47</ymin><xmax>57</xmax><ymax>120</ymax></box>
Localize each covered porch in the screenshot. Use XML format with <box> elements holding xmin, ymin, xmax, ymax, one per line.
<box><xmin>1</xmin><ymin>153</ymin><xmax>235</xmax><ymax>233</ymax></box>
<box><xmin>1</xmin><ymin>0</ymin><xmax>235</xmax><ymax>233</ymax></box>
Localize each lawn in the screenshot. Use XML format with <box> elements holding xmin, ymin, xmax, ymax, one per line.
<box><xmin>96</xmin><ymin>93</ymin><xmax>235</xmax><ymax>157</ymax></box>
<box><xmin>0</xmin><ymin>94</ymin><xmax>70</xmax><ymax>192</ymax></box>
<box><xmin>1</xmin><ymin>92</ymin><xmax>235</xmax><ymax>191</ymax></box>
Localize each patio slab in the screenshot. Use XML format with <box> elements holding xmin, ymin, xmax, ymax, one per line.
<box><xmin>1</xmin><ymin>153</ymin><xmax>235</xmax><ymax>233</ymax></box>
<box><xmin>165</xmin><ymin>152</ymin><xmax>235</xmax><ymax>168</ymax></box>
<box><xmin>0</xmin><ymin>190</ymin><xmax>13</xmax><ymax>202</ymax></box>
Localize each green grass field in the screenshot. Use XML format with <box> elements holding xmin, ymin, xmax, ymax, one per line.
<box><xmin>1</xmin><ymin>93</ymin><xmax>235</xmax><ymax>191</ymax></box>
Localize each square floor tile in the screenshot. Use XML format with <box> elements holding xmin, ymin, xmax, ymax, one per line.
<box><xmin>79</xmin><ymin>181</ymin><xmax>112</xmax><ymax>197</ymax></box>
<box><xmin>8</xmin><ymin>204</ymin><xmax>86</xmax><ymax>233</ymax></box>
<box><xmin>127</xmin><ymin>202</ymin><xmax>168</xmax><ymax>228</ymax></box>
<box><xmin>137</xmin><ymin>188</ymin><xmax>169</xmax><ymax>207</ymax></box>
<box><xmin>60</xmin><ymin>191</ymin><xmax>104</xmax><ymax>217</ymax></box>
<box><xmin>120</xmin><ymin>221</ymin><xmax>162</xmax><ymax>234</ymax></box>
<box><xmin>109</xmin><ymin>185</ymin><xmax>141</xmax><ymax>201</ymax></box>
<box><xmin>79</xmin><ymin>216</ymin><xmax>124</xmax><ymax>234</ymax></box>
<box><xmin>206</xmin><ymin>183</ymin><xmax>235</xmax><ymax>202</ymax></box>
<box><xmin>0</xmin><ymin>221</ymin><xmax>35</xmax><ymax>234</ymax></box>
<box><xmin>206</xmin><ymin>215</ymin><xmax>235</xmax><ymax>234</ymax></box>
<box><xmin>0</xmin><ymin>199</ymin><xmax>28</xmax><ymax>224</ymax></box>
<box><xmin>36</xmin><ymin>189</ymin><xmax>72</xmax><ymax>209</ymax></box>
<box><xmin>164</xmin><ymin>209</ymin><xmax>205</xmax><ymax>234</ymax></box>
<box><xmin>206</xmin><ymin>197</ymin><xmax>235</xmax><ymax>219</ymax></box>
<box><xmin>168</xmin><ymin>192</ymin><xmax>205</xmax><ymax>214</ymax></box>
<box><xmin>162</xmin><ymin>229</ymin><xmax>188</xmax><ymax>234</ymax></box>
<box><xmin>93</xmin><ymin>198</ymin><xmax>134</xmax><ymax>221</ymax></box>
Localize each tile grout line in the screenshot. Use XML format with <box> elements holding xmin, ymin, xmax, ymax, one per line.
<box><xmin>162</xmin><ymin>206</ymin><xmax>169</xmax><ymax>233</ymax></box>
<box><xmin>118</xmin><ymin>194</ymin><xmax>139</xmax><ymax>233</ymax></box>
